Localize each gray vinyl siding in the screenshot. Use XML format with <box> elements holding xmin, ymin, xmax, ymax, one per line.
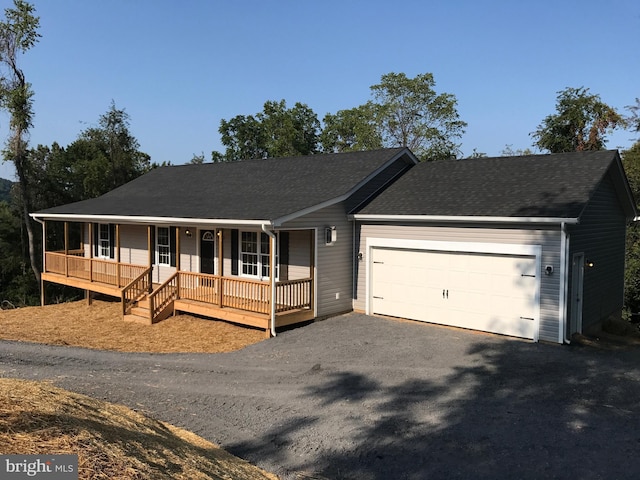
<box><xmin>82</xmin><ymin>223</ymin><xmax>149</xmax><ymax>266</ymax></box>
<box><xmin>119</xmin><ymin>225</ymin><xmax>148</xmax><ymax>266</ymax></box>
<box><xmin>355</xmin><ymin>222</ymin><xmax>563</xmax><ymax>343</ymax></box>
<box><xmin>568</xmin><ymin>173</ymin><xmax>627</xmax><ymax>329</ymax></box>
<box><xmin>287</xmin><ymin>230</ymin><xmax>313</xmax><ymax>280</ymax></box>
<box><xmin>284</xmin><ymin>203</ymin><xmax>354</xmax><ymax>317</ymax></box>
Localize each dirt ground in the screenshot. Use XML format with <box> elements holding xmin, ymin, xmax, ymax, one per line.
<box><xmin>0</xmin><ymin>378</ymin><xmax>277</xmax><ymax>479</ymax></box>
<box><xmin>0</xmin><ymin>300</ymin><xmax>267</xmax><ymax>353</ymax></box>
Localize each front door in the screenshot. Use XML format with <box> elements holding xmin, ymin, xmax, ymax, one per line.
<box><xmin>200</xmin><ymin>230</ymin><xmax>216</xmax><ymax>274</ymax></box>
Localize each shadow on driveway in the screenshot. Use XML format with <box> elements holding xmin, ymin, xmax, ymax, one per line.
<box><xmin>227</xmin><ymin>314</ymin><xmax>640</xmax><ymax>480</ymax></box>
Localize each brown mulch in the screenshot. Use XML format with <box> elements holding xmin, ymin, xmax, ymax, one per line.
<box><xmin>0</xmin><ymin>300</ymin><xmax>267</xmax><ymax>353</ymax></box>
<box><xmin>0</xmin><ymin>378</ymin><xmax>277</xmax><ymax>479</ymax></box>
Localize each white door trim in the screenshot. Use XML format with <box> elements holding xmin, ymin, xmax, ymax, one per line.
<box><xmin>365</xmin><ymin>237</ymin><xmax>542</xmax><ymax>341</ymax></box>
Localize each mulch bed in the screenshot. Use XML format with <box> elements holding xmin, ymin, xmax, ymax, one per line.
<box><xmin>0</xmin><ymin>300</ymin><xmax>267</xmax><ymax>353</ymax></box>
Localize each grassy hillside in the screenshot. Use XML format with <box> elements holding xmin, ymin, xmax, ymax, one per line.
<box><xmin>0</xmin><ymin>177</ymin><xmax>12</xmax><ymax>203</ymax></box>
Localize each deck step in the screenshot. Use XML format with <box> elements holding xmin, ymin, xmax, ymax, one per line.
<box><xmin>124</xmin><ymin>313</ymin><xmax>152</xmax><ymax>325</ymax></box>
<box><xmin>137</xmin><ymin>297</ymin><xmax>151</xmax><ymax>309</ymax></box>
<box><xmin>130</xmin><ymin>306</ymin><xmax>150</xmax><ymax>318</ymax></box>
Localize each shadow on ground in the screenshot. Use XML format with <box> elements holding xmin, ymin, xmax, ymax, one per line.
<box><xmin>230</xmin><ymin>338</ymin><xmax>640</xmax><ymax>480</ymax></box>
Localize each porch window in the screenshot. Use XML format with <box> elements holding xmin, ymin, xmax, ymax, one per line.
<box><xmin>239</xmin><ymin>231</ymin><xmax>278</xmax><ymax>280</ymax></box>
<box><xmin>157</xmin><ymin>227</ymin><xmax>170</xmax><ymax>265</ymax></box>
<box><xmin>98</xmin><ymin>224</ymin><xmax>111</xmax><ymax>258</ymax></box>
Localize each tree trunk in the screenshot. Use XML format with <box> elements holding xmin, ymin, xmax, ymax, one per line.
<box><xmin>14</xmin><ymin>145</ymin><xmax>41</xmax><ymax>287</ymax></box>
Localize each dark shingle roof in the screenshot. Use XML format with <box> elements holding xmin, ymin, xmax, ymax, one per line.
<box><xmin>357</xmin><ymin>150</ymin><xmax>627</xmax><ymax>219</ymax></box>
<box><xmin>36</xmin><ymin>148</ymin><xmax>408</xmax><ymax>222</ymax></box>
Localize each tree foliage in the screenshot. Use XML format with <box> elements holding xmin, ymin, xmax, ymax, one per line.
<box><xmin>626</xmin><ymin>98</ymin><xmax>640</xmax><ymax>138</ymax></box>
<box><xmin>532</xmin><ymin>87</ymin><xmax>623</xmax><ymax>153</ymax></box>
<box><xmin>0</xmin><ymin>0</ymin><xmax>40</xmax><ymax>286</ymax></box>
<box><xmin>622</xmin><ymin>142</ymin><xmax>640</xmax><ymax>313</ymax></box>
<box><xmin>320</xmin><ymin>103</ymin><xmax>382</xmax><ymax>153</ymax></box>
<box><xmin>0</xmin><ymin>177</ymin><xmax>12</xmax><ymax>202</ymax></box>
<box><xmin>29</xmin><ymin>102</ymin><xmax>152</xmax><ymax>202</ymax></box>
<box><xmin>215</xmin><ymin>72</ymin><xmax>466</xmax><ymax>161</ymax></box>
<box><xmin>215</xmin><ymin>100</ymin><xmax>320</xmax><ymax>161</ymax></box>
<box><xmin>501</xmin><ymin>145</ymin><xmax>534</xmax><ymax>157</ymax></box>
<box><xmin>369</xmin><ymin>72</ymin><xmax>467</xmax><ymax>161</ymax></box>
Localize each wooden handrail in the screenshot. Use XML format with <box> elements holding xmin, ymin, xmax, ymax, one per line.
<box><xmin>44</xmin><ymin>252</ymin><xmax>147</xmax><ymax>288</ymax></box>
<box><xmin>148</xmin><ymin>272</ymin><xmax>179</xmax><ymax>322</ymax></box>
<box><xmin>121</xmin><ymin>267</ymin><xmax>152</xmax><ymax>315</ymax></box>
<box><xmin>177</xmin><ymin>272</ymin><xmax>312</xmax><ymax>315</ymax></box>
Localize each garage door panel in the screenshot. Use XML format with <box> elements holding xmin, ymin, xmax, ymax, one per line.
<box><xmin>371</xmin><ymin>247</ymin><xmax>537</xmax><ymax>340</ymax></box>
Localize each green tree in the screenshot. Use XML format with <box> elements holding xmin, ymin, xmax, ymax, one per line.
<box><xmin>501</xmin><ymin>145</ymin><xmax>534</xmax><ymax>156</ymax></box>
<box><xmin>0</xmin><ymin>0</ymin><xmax>40</xmax><ymax>285</ymax></box>
<box><xmin>370</xmin><ymin>72</ymin><xmax>467</xmax><ymax>161</ymax></box>
<box><xmin>320</xmin><ymin>103</ymin><xmax>382</xmax><ymax>153</ymax></box>
<box><xmin>622</xmin><ymin>142</ymin><xmax>640</xmax><ymax>314</ymax></box>
<box><xmin>626</xmin><ymin>98</ymin><xmax>640</xmax><ymax>137</ymax></box>
<box><xmin>189</xmin><ymin>152</ymin><xmax>206</xmax><ymax>164</ymax></box>
<box><xmin>23</xmin><ymin>142</ymin><xmax>72</xmax><ymax>208</ymax></box>
<box><xmin>532</xmin><ymin>87</ymin><xmax>623</xmax><ymax>153</ymax></box>
<box><xmin>0</xmin><ymin>177</ymin><xmax>12</xmax><ymax>202</ymax></box>
<box><xmin>215</xmin><ymin>100</ymin><xmax>320</xmax><ymax>161</ymax></box>
<box><xmin>63</xmin><ymin>102</ymin><xmax>151</xmax><ymax>199</ymax></box>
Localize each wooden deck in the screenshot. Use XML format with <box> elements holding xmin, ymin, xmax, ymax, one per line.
<box><xmin>42</xmin><ymin>252</ymin><xmax>315</xmax><ymax>332</ymax></box>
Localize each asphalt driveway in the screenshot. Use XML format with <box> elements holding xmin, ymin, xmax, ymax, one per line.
<box><xmin>1</xmin><ymin>312</ymin><xmax>640</xmax><ymax>479</ymax></box>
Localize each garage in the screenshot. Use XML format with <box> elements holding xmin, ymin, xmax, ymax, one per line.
<box><xmin>370</xmin><ymin>247</ymin><xmax>539</xmax><ymax>339</ymax></box>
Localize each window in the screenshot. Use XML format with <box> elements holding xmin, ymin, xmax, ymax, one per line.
<box><xmin>98</xmin><ymin>224</ymin><xmax>111</xmax><ymax>258</ymax></box>
<box><xmin>157</xmin><ymin>227</ymin><xmax>170</xmax><ymax>265</ymax></box>
<box><xmin>241</xmin><ymin>231</ymin><xmax>258</xmax><ymax>276</ymax></box>
<box><xmin>239</xmin><ymin>231</ymin><xmax>278</xmax><ymax>280</ymax></box>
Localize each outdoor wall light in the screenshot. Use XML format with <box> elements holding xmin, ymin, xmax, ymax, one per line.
<box><xmin>357</xmin><ymin>252</ymin><xmax>364</xmax><ymax>261</ymax></box>
<box><xmin>544</xmin><ymin>265</ymin><xmax>554</xmax><ymax>275</ymax></box>
<box><xmin>185</xmin><ymin>228</ymin><xmax>192</xmax><ymax>237</ymax></box>
<box><xmin>586</xmin><ymin>260</ymin><xmax>594</xmax><ymax>268</ymax></box>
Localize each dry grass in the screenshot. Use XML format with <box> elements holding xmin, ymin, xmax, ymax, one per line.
<box><xmin>0</xmin><ymin>378</ymin><xmax>277</xmax><ymax>479</ymax></box>
<box><xmin>0</xmin><ymin>300</ymin><xmax>266</xmax><ymax>353</ymax></box>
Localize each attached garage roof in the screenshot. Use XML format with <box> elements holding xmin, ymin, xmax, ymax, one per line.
<box><xmin>34</xmin><ymin>148</ymin><xmax>412</xmax><ymax>224</ymax></box>
<box><xmin>355</xmin><ymin>150</ymin><xmax>636</xmax><ymax>222</ymax></box>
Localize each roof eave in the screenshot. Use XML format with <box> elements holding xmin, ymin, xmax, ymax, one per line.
<box><xmin>29</xmin><ymin>212</ymin><xmax>272</xmax><ymax>228</ymax></box>
<box><xmin>349</xmin><ymin>214</ymin><xmax>580</xmax><ymax>224</ymax></box>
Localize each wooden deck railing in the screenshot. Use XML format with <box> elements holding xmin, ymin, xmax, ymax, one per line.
<box><xmin>121</xmin><ymin>267</ymin><xmax>152</xmax><ymax>315</ymax></box>
<box><xmin>177</xmin><ymin>273</ymin><xmax>311</xmax><ymax>315</ymax></box>
<box><xmin>45</xmin><ymin>252</ymin><xmax>312</xmax><ymax>320</ymax></box>
<box><xmin>45</xmin><ymin>252</ymin><xmax>148</xmax><ymax>288</ymax></box>
<box><xmin>149</xmin><ymin>273</ymin><xmax>179</xmax><ymax>322</ymax></box>
<box><xmin>275</xmin><ymin>277</ymin><xmax>312</xmax><ymax>313</ymax></box>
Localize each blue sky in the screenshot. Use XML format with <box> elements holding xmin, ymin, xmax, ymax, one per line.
<box><xmin>0</xmin><ymin>0</ymin><xmax>638</xmax><ymax>180</ymax></box>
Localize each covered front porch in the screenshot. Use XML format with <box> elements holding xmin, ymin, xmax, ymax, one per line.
<box><xmin>38</xmin><ymin>221</ymin><xmax>315</xmax><ymax>335</ymax></box>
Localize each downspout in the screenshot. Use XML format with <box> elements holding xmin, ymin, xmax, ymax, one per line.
<box><xmin>559</xmin><ymin>221</ymin><xmax>571</xmax><ymax>344</ymax></box>
<box><xmin>262</xmin><ymin>224</ymin><xmax>277</xmax><ymax>337</ymax></box>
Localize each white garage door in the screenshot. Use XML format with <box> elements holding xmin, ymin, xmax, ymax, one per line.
<box><xmin>370</xmin><ymin>247</ymin><xmax>538</xmax><ymax>339</ymax></box>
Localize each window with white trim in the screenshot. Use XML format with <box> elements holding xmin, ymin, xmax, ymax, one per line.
<box><xmin>239</xmin><ymin>231</ymin><xmax>278</xmax><ymax>280</ymax></box>
<box><xmin>98</xmin><ymin>224</ymin><xmax>111</xmax><ymax>258</ymax></box>
<box><xmin>157</xmin><ymin>227</ymin><xmax>170</xmax><ymax>265</ymax></box>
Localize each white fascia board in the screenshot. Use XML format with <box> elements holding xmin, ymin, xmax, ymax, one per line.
<box><xmin>350</xmin><ymin>214</ymin><xmax>580</xmax><ymax>224</ymax></box>
<box><xmin>29</xmin><ymin>212</ymin><xmax>271</xmax><ymax>227</ymax></box>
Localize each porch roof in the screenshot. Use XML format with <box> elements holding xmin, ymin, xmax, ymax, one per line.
<box><xmin>33</xmin><ymin>148</ymin><xmax>415</xmax><ymax>226</ymax></box>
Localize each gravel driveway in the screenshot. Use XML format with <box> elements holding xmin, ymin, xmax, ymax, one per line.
<box><xmin>2</xmin><ymin>312</ymin><xmax>640</xmax><ymax>479</ymax></box>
